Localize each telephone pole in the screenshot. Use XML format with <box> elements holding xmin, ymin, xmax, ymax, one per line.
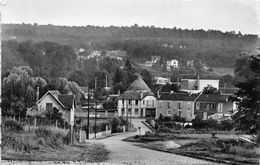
<box><xmin>87</xmin><ymin>86</ymin><xmax>90</xmax><ymax>139</ymax></box>
<box><xmin>94</xmin><ymin>77</ymin><xmax>97</xmax><ymax>138</ymax></box>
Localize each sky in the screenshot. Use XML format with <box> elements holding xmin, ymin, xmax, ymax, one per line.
<box><xmin>0</xmin><ymin>0</ymin><xmax>260</xmax><ymax>35</ymax></box>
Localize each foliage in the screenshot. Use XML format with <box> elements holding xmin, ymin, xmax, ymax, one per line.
<box><xmin>2</xmin><ymin>119</ymin><xmax>24</xmax><ymax>133</ymax></box>
<box><xmin>202</xmin><ymin>85</ymin><xmax>221</xmax><ymax>94</ymax></box>
<box><xmin>173</xmin><ymin>114</ymin><xmax>186</xmax><ymax>123</ymax></box>
<box><xmin>45</xmin><ymin>107</ymin><xmax>64</xmax><ymax>122</ymax></box>
<box><xmin>232</xmin><ymin>54</ymin><xmax>260</xmax><ymax>133</ymax></box>
<box><xmin>140</xmin><ymin>69</ymin><xmax>152</xmax><ymax>88</ymax></box>
<box><xmin>2</xmin><ymin>66</ymin><xmax>47</xmax><ymax>116</ymax></box>
<box><xmin>220</xmin><ymin>119</ymin><xmax>234</xmax><ymax>131</ymax></box>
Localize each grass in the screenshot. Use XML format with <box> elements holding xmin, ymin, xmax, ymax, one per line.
<box><xmin>2</xmin><ymin>126</ymin><xmax>109</xmax><ymax>162</ymax></box>
<box><xmin>124</xmin><ymin>132</ymin><xmax>259</xmax><ymax>165</ymax></box>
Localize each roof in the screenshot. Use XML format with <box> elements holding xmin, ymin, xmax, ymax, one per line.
<box><xmin>80</xmin><ymin>87</ymin><xmax>90</xmax><ymax>93</ymax></box>
<box><xmin>219</xmin><ymin>87</ymin><xmax>239</xmax><ymax>94</ymax></box>
<box><xmin>118</xmin><ymin>91</ymin><xmax>154</xmax><ymax>100</ymax></box>
<box><xmin>158</xmin><ymin>93</ymin><xmax>200</xmax><ymax>101</ymax></box>
<box><xmin>196</xmin><ymin>94</ymin><xmax>232</xmax><ymax>103</ymax></box>
<box><xmin>127</xmin><ymin>75</ymin><xmax>151</xmax><ymax>91</ymax></box>
<box><xmin>58</xmin><ymin>94</ymin><xmax>75</xmax><ymax>109</ymax></box>
<box><xmin>49</xmin><ymin>90</ymin><xmax>60</xmax><ymax>100</ymax></box>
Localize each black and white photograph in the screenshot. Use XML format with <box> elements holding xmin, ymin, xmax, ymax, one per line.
<box><xmin>0</xmin><ymin>0</ymin><xmax>259</xmax><ymax>164</ymax></box>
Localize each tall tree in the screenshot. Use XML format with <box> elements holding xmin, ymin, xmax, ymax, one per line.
<box><xmin>202</xmin><ymin>85</ymin><xmax>221</xmax><ymax>94</ymax></box>
<box><xmin>232</xmin><ymin>54</ymin><xmax>260</xmax><ymax>133</ymax></box>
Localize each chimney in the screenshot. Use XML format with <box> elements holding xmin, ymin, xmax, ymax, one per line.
<box><xmin>140</xmin><ymin>91</ymin><xmax>143</xmax><ymax>99</ymax></box>
<box><xmin>197</xmin><ymin>74</ymin><xmax>200</xmax><ymax>90</ymax></box>
<box><xmin>118</xmin><ymin>90</ymin><xmax>120</xmax><ymax>95</ymax></box>
<box><xmin>36</xmin><ymin>87</ymin><xmax>40</xmax><ymax>102</ymax></box>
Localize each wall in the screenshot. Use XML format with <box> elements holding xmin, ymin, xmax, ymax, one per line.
<box><xmin>198</xmin><ymin>80</ymin><xmax>219</xmax><ymax>90</ymax></box>
<box><xmin>157</xmin><ymin>100</ymin><xmax>194</xmax><ymax>121</ymax></box>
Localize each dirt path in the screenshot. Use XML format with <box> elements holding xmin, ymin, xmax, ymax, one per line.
<box><xmin>89</xmin><ymin>118</ymin><xmax>224</xmax><ymax>165</ymax></box>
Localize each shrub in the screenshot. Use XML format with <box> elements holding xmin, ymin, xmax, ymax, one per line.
<box><xmin>2</xmin><ymin>119</ymin><xmax>24</xmax><ymax>133</ymax></box>
<box><xmin>206</xmin><ymin>118</ymin><xmax>220</xmax><ymax>130</ymax></box>
<box><xmin>35</xmin><ymin>127</ymin><xmax>52</xmax><ymax>138</ymax></box>
<box><xmin>192</xmin><ymin>117</ymin><xmax>207</xmax><ymax>129</ymax></box>
<box><xmin>220</xmin><ymin>119</ymin><xmax>234</xmax><ymax>131</ymax></box>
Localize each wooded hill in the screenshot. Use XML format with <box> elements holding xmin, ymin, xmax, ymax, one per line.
<box><xmin>2</xmin><ymin>23</ymin><xmax>259</xmax><ymax>68</ymax></box>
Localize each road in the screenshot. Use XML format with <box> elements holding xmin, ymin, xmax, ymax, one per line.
<box><xmin>88</xmin><ymin>118</ymin><xmax>223</xmax><ymax>165</ymax></box>
<box><xmin>2</xmin><ymin>119</ymin><xmax>224</xmax><ymax>165</ymax></box>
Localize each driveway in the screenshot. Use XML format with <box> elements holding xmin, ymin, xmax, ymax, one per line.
<box><xmin>89</xmin><ymin>118</ymin><xmax>224</xmax><ymax>165</ymax></box>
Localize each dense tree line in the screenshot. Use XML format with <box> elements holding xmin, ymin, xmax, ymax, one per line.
<box><xmin>2</xmin><ymin>23</ymin><xmax>258</xmax><ymax>68</ymax></box>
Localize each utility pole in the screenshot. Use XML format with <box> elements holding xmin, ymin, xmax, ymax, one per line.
<box><xmin>0</xmin><ymin>10</ymin><xmax>2</xmax><ymax>163</ymax></box>
<box><xmin>87</xmin><ymin>86</ymin><xmax>90</xmax><ymax>139</ymax></box>
<box><xmin>94</xmin><ymin>77</ymin><xmax>97</xmax><ymax>138</ymax></box>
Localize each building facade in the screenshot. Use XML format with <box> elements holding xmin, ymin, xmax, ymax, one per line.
<box><xmin>117</xmin><ymin>91</ymin><xmax>157</xmax><ymax>118</ymax></box>
<box><xmin>194</xmin><ymin>94</ymin><xmax>234</xmax><ymax>120</ymax></box>
<box><xmin>157</xmin><ymin>93</ymin><xmax>200</xmax><ymax>121</ymax></box>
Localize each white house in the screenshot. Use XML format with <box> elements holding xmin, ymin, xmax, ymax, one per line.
<box><xmin>167</xmin><ymin>59</ymin><xmax>179</xmax><ymax>68</ymax></box>
<box><xmin>117</xmin><ymin>91</ymin><xmax>157</xmax><ymax>118</ymax></box>
<box><xmin>117</xmin><ymin>75</ymin><xmax>157</xmax><ymax>118</ymax></box>
<box><xmin>155</xmin><ymin>77</ymin><xmax>171</xmax><ymax>85</ymax></box>
<box><xmin>180</xmin><ymin>77</ymin><xmax>219</xmax><ymax>93</ymax></box>
<box><xmin>27</xmin><ymin>90</ymin><xmax>75</xmax><ymax>125</ymax></box>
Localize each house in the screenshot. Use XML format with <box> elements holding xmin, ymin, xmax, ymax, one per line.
<box><xmin>155</xmin><ymin>77</ymin><xmax>171</xmax><ymax>85</ymax></box>
<box><xmin>126</xmin><ymin>75</ymin><xmax>151</xmax><ymax>91</ymax></box>
<box><xmin>145</xmin><ymin>56</ymin><xmax>161</xmax><ymax>67</ymax></box>
<box><xmin>27</xmin><ymin>90</ymin><xmax>75</xmax><ymax>125</ymax></box>
<box><xmin>117</xmin><ymin>75</ymin><xmax>156</xmax><ymax>117</ymax></box>
<box><xmin>80</xmin><ymin>87</ymin><xmax>94</xmax><ymax>100</ymax></box>
<box><xmin>180</xmin><ymin>77</ymin><xmax>219</xmax><ymax>93</ymax></box>
<box><xmin>117</xmin><ymin>91</ymin><xmax>157</xmax><ymax>118</ymax></box>
<box><xmin>166</xmin><ymin>59</ymin><xmax>179</xmax><ymax>68</ymax></box>
<box><xmin>194</xmin><ymin>94</ymin><xmax>234</xmax><ymax>120</ymax></box>
<box><xmin>157</xmin><ymin>93</ymin><xmax>200</xmax><ymax>121</ymax></box>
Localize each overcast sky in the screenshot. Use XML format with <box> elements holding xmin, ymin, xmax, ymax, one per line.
<box><xmin>1</xmin><ymin>0</ymin><xmax>260</xmax><ymax>35</ymax></box>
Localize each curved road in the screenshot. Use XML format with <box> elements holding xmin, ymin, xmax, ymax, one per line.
<box><xmin>89</xmin><ymin>118</ymin><xmax>224</xmax><ymax>165</ymax></box>
<box><xmin>2</xmin><ymin>119</ymin><xmax>224</xmax><ymax>165</ymax></box>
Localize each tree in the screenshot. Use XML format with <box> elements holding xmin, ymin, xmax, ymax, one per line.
<box><xmin>140</xmin><ymin>69</ymin><xmax>152</xmax><ymax>88</ymax></box>
<box><xmin>202</xmin><ymin>85</ymin><xmax>221</xmax><ymax>94</ymax></box>
<box><xmin>2</xmin><ymin>66</ymin><xmax>47</xmax><ymax>116</ymax></box>
<box><xmin>232</xmin><ymin>54</ymin><xmax>260</xmax><ymax>134</ymax></box>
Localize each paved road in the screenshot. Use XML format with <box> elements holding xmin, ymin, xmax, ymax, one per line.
<box><xmin>88</xmin><ymin>118</ymin><xmax>223</xmax><ymax>165</ymax></box>
<box><xmin>2</xmin><ymin>119</ymin><xmax>224</xmax><ymax>165</ymax></box>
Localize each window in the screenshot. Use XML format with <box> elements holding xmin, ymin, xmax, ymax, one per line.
<box><xmin>128</xmin><ymin>108</ymin><xmax>131</xmax><ymax>114</ymax></box>
<box><xmin>121</xmin><ymin>108</ymin><xmax>125</xmax><ymax>115</ymax></box>
<box><xmin>167</xmin><ymin>110</ymin><xmax>171</xmax><ymax>116</ymax></box>
<box><xmin>135</xmin><ymin>109</ymin><xmax>139</xmax><ymax>115</ymax></box>
<box><xmin>218</xmin><ymin>103</ymin><xmax>223</xmax><ymax>113</ymax></box>
<box><xmin>196</xmin><ymin>102</ymin><xmax>200</xmax><ymax>110</ymax></box>
<box><xmin>159</xmin><ymin>102</ymin><xmax>162</xmax><ymax>108</ymax></box>
<box><xmin>46</xmin><ymin>103</ymin><xmax>53</xmax><ymax>111</ymax></box>
<box><xmin>152</xmin><ymin>100</ymin><xmax>155</xmax><ymax>106</ymax></box>
<box><xmin>187</xmin><ymin>102</ymin><xmax>191</xmax><ymax>110</ymax></box>
<box><xmin>203</xmin><ymin>112</ymin><xmax>207</xmax><ymax>120</ymax></box>
<box><xmin>211</xmin><ymin>104</ymin><xmax>215</xmax><ymax>109</ymax></box>
<box><xmin>135</xmin><ymin>100</ymin><xmax>138</xmax><ymax>106</ymax></box>
<box><xmin>143</xmin><ymin>100</ymin><xmax>145</xmax><ymax>105</ymax></box>
<box><xmin>178</xmin><ymin>102</ymin><xmax>182</xmax><ymax>109</ymax></box>
<box><xmin>206</xmin><ymin>104</ymin><xmax>210</xmax><ymax>110</ymax></box>
<box><xmin>167</xmin><ymin>102</ymin><xmax>171</xmax><ymax>108</ymax></box>
<box><xmin>128</xmin><ymin>100</ymin><xmax>131</xmax><ymax>105</ymax></box>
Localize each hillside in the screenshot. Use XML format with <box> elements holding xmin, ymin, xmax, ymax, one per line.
<box><xmin>2</xmin><ymin>23</ymin><xmax>259</xmax><ymax>68</ymax></box>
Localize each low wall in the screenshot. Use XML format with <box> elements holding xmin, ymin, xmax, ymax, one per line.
<box><xmin>89</xmin><ymin>129</ymin><xmax>112</xmax><ymax>139</ymax></box>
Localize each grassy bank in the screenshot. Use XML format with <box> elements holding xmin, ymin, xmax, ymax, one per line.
<box><xmin>1</xmin><ymin>119</ymin><xmax>109</xmax><ymax>162</ymax></box>
<box><xmin>124</xmin><ymin>133</ymin><xmax>259</xmax><ymax>165</ymax></box>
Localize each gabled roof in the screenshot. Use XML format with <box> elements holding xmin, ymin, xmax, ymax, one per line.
<box><xmin>58</xmin><ymin>94</ymin><xmax>75</xmax><ymax>109</ymax></box>
<box><xmin>30</xmin><ymin>90</ymin><xmax>75</xmax><ymax>111</ymax></box>
<box><xmin>158</xmin><ymin>93</ymin><xmax>200</xmax><ymax>101</ymax></box>
<box><xmin>127</xmin><ymin>75</ymin><xmax>151</xmax><ymax>91</ymax></box>
<box><xmin>118</xmin><ymin>91</ymin><xmax>154</xmax><ymax>100</ymax></box>
<box><xmin>196</xmin><ymin>94</ymin><xmax>232</xmax><ymax>103</ymax></box>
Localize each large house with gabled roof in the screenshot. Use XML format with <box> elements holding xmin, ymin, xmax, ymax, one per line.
<box><xmin>117</xmin><ymin>75</ymin><xmax>157</xmax><ymax>118</ymax></box>
<box><xmin>27</xmin><ymin>90</ymin><xmax>75</xmax><ymax>125</ymax></box>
